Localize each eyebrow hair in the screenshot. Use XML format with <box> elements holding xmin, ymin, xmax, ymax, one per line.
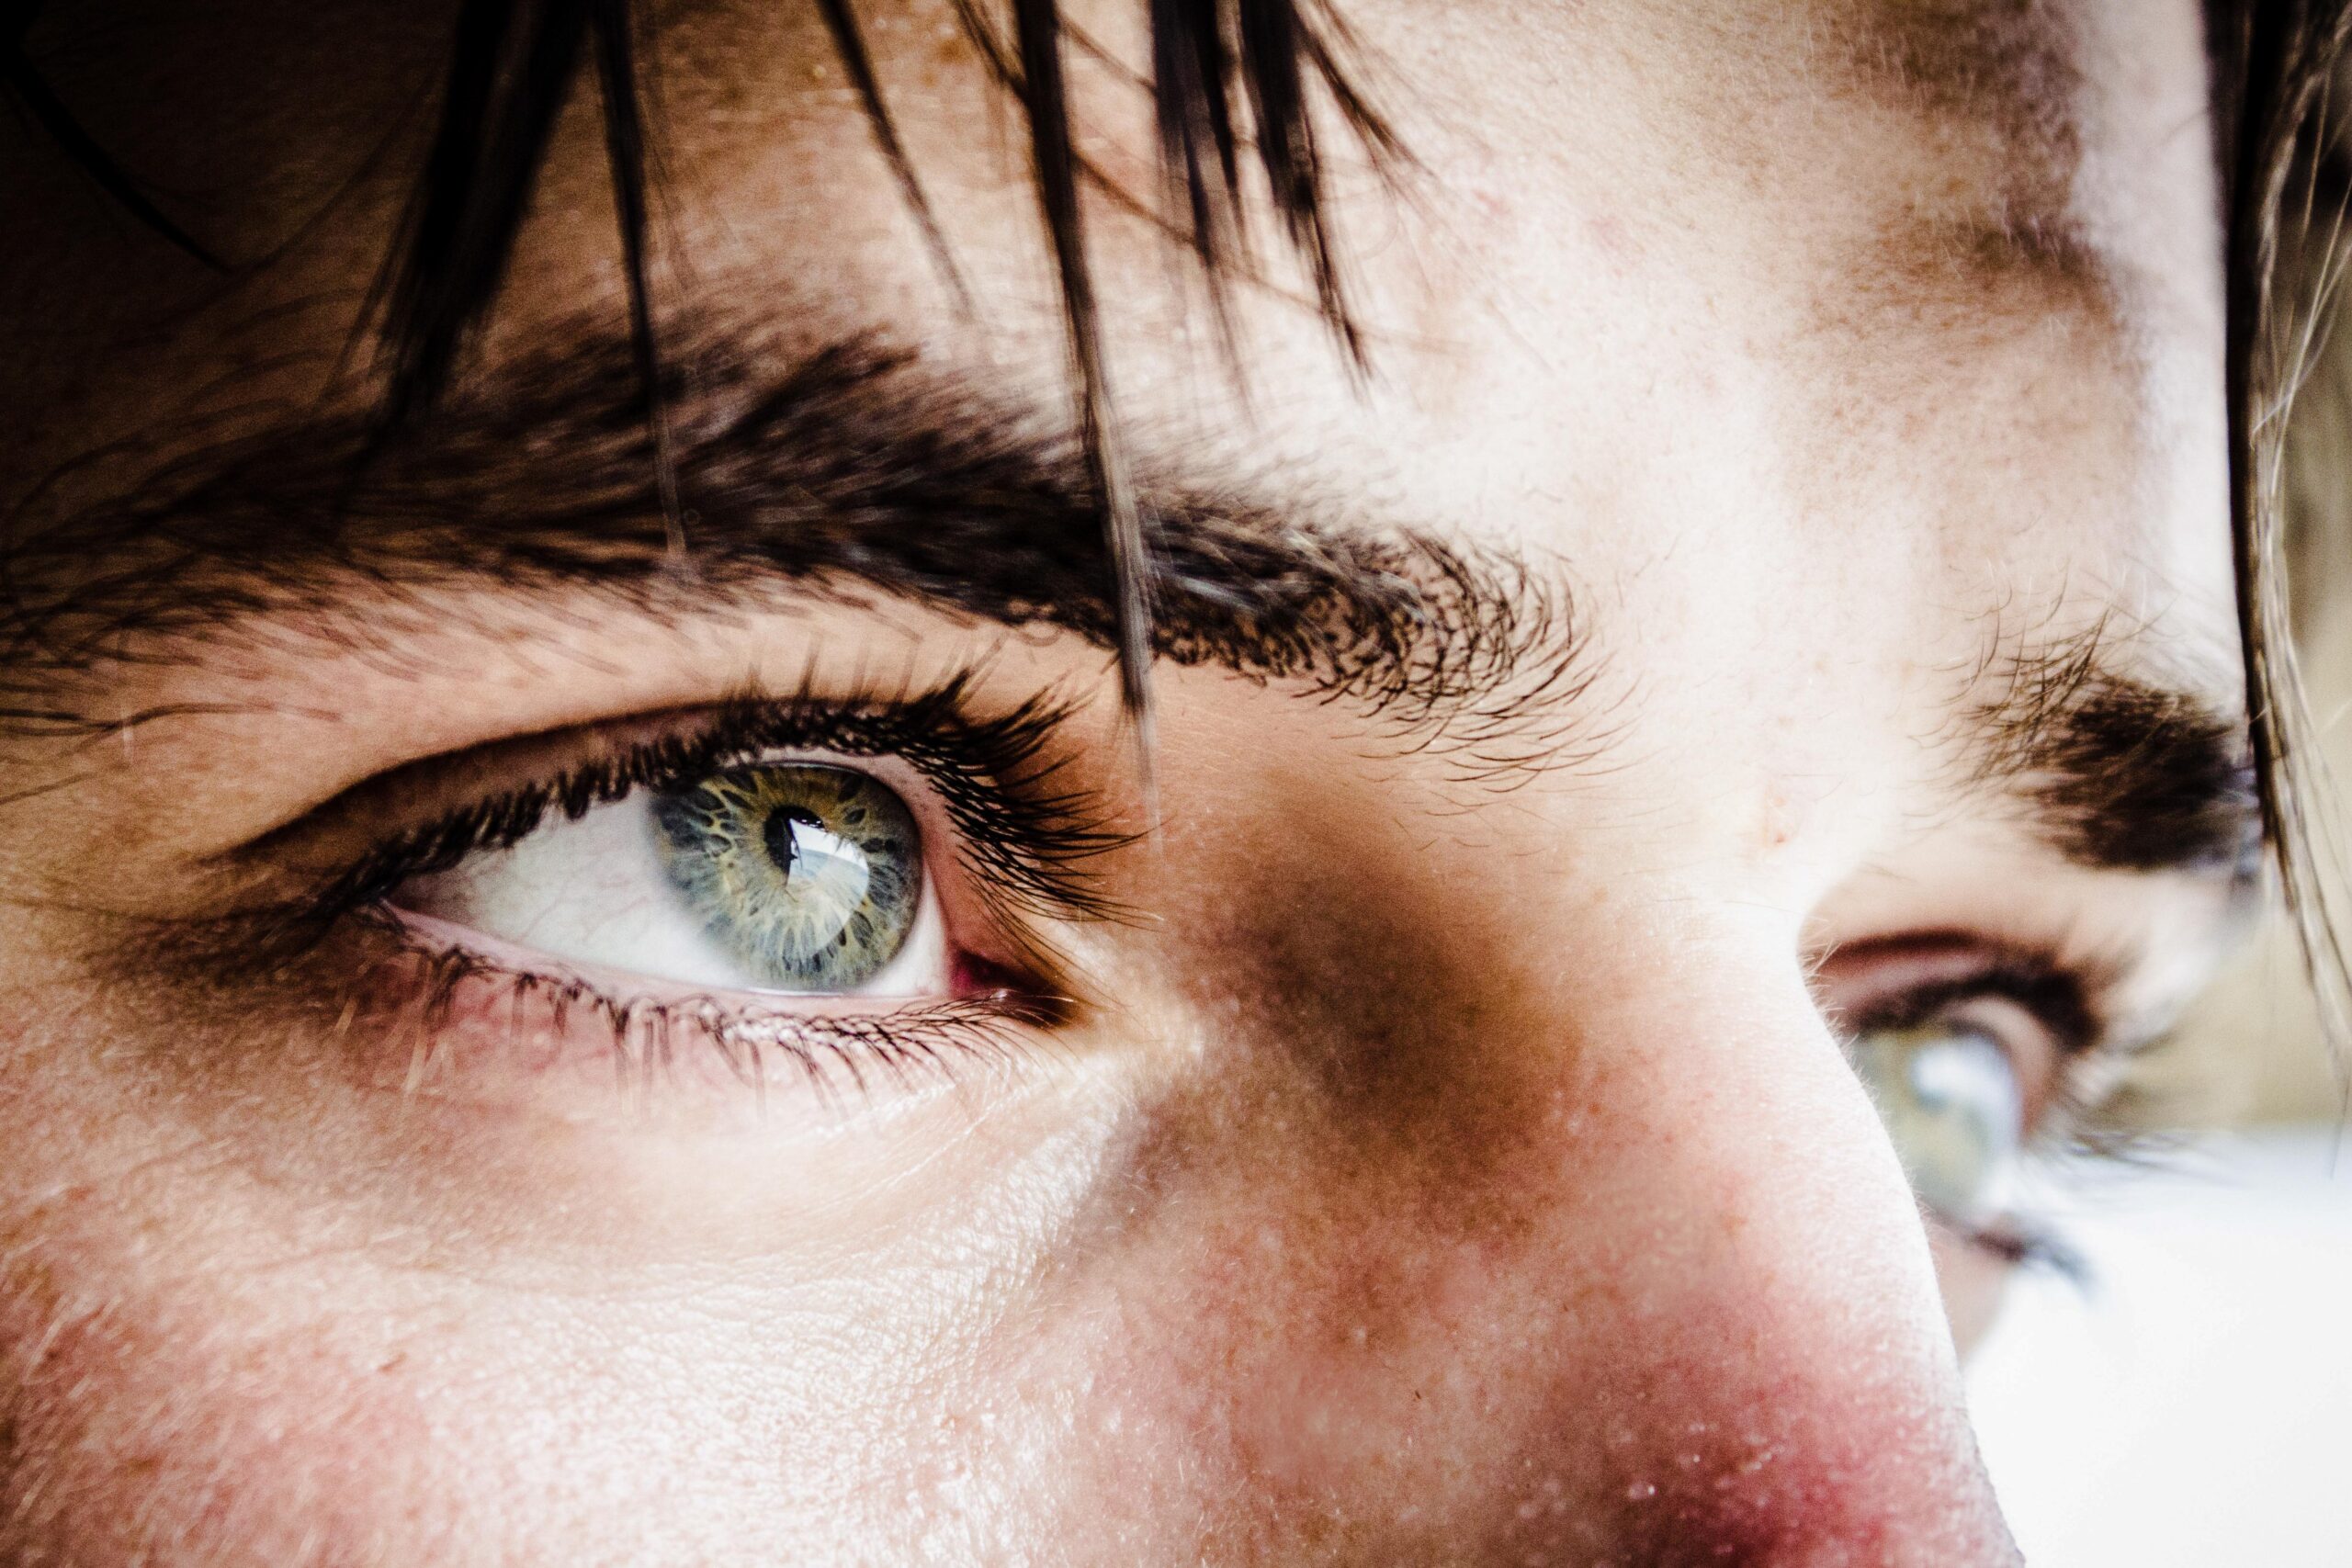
<box><xmin>6</xmin><ymin>0</ymin><xmax>1405</xmax><ymax>770</ymax></box>
<box><xmin>1827</xmin><ymin>1</ymin><xmax>2117</xmax><ymax>332</ymax></box>
<box><xmin>4</xmin><ymin>323</ymin><xmax>2256</xmax><ymax>880</ymax></box>
<box><xmin>1962</xmin><ymin>626</ymin><xmax>2261</xmax><ymax>879</ymax></box>
<box><xmin>0</xmin><ymin>326</ymin><xmax>1592</xmax><ymax>779</ymax></box>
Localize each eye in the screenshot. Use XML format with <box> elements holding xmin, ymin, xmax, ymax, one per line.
<box><xmin>395</xmin><ymin>757</ymin><xmax>950</xmax><ymax>998</ymax></box>
<box><xmin>1848</xmin><ymin>1009</ymin><xmax>2026</xmax><ymax>1229</ymax></box>
<box><xmin>653</xmin><ymin>763</ymin><xmax>923</xmax><ymax>991</ymax></box>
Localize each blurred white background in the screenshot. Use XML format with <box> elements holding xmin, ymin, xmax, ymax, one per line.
<box><xmin>1969</xmin><ymin>1128</ymin><xmax>2352</xmax><ymax>1567</ymax></box>
<box><xmin>1965</xmin><ymin>463</ymin><xmax>2352</xmax><ymax>1563</ymax></box>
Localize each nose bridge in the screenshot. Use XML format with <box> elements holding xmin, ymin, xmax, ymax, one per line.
<box><xmin>1444</xmin><ymin>936</ymin><xmax>2021</xmax><ymax>1561</ymax></box>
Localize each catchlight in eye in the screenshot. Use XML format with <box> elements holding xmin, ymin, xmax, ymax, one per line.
<box><xmin>1850</xmin><ymin>1021</ymin><xmax>2025</xmax><ymax>1229</ymax></box>
<box><xmin>652</xmin><ymin>763</ymin><xmax>924</xmax><ymax>992</ymax></box>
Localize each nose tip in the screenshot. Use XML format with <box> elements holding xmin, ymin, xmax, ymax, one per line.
<box><xmin>1445</xmin><ymin>966</ymin><xmax>2028</xmax><ymax>1563</ymax></box>
<box><xmin>1458</xmin><ymin>1278</ymin><xmax>2021</xmax><ymax>1565</ymax></box>
<box><xmin>1578</xmin><ymin>1409</ymin><xmax>2022</xmax><ymax>1566</ymax></box>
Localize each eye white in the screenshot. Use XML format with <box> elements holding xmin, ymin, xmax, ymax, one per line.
<box><xmin>395</xmin><ymin>790</ymin><xmax>949</xmax><ymax>998</ymax></box>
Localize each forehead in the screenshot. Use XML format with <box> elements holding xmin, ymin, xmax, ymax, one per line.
<box><xmin>3</xmin><ymin>0</ymin><xmax>2231</xmax><ymax>671</ymax></box>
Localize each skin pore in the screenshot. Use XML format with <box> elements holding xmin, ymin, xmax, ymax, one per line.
<box><xmin>0</xmin><ymin>0</ymin><xmax>2256</xmax><ymax>1562</ymax></box>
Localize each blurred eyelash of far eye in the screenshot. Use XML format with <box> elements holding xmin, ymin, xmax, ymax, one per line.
<box><xmin>1829</xmin><ymin>944</ymin><xmax>2144</xmax><ymax>1281</ymax></box>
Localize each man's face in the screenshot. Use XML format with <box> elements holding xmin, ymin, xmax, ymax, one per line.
<box><xmin>0</xmin><ymin>0</ymin><xmax>2252</xmax><ymax>1562</ymax></box>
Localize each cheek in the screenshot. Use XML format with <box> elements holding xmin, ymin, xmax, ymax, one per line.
<box><xmin>0</xmin><ymin>1200</ymin><xmax>933</xmax><ymax>1567</ymax></box>
<box><xmin>973</xmin><ymin>1015</ymin><xmax>1994</xmax><ymax>1561</ymax></box>
<box><xmin>0</xmin><ymin>1210</ymin><xmax>449</xmax><ymax>1565</ymax></box>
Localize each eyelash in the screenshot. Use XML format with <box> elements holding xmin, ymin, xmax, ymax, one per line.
<box><xmin>298</xmin><ymin>669</ymin><xmax>1130</xmax><ymax>933</ymax></box>
<box><xmin>205</xmin><ymin>683</ymin><xmax>2163</xmax><ymax>1267</ymax></box>
<box><xmin>1825</xmin><ymin>949</ymin><xmax>2107</xmax><ymax>1279</ymax></box>
<box><xmin>222</xmin><ymin>671</ymin><xmax>1131</xmax><ymax>1100</ymax></box>
<box><xmin>370</xmin><ymin>926</ymin><xmax>1065</xmax><ymax>1105</ymax></box>
<box><xmin>1827</xmin><ymin>947</ymin><xmax>2134</xmax><ymax>1277</ymax></box>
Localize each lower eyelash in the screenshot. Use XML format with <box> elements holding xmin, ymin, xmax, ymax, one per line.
<box><xmin>1959</xmin><ymin>1213</ymin><xmax>2087</xmax><ymax>1282</ymax></box>
<box><xmin>357</xmin><ymin>913</ymin><xmax>1063</xmax><ymax>1111</ymax></box>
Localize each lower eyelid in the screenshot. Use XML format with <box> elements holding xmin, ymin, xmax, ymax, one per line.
<box><xmin>342</xmin><ymin>911</ymin><xmax>1055</xmax><ymax>1119</ymax></box>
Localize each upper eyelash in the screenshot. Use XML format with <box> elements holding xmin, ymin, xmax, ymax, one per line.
<box><xmin>1838</xmin><ymin>954</ymin><xmax>2105</xmax><ymax>1055</ymax></box>
<box><xmin>281</xmin><ymin>668</ymin><xmax>1136</xmax><ymax>947</ymax></box>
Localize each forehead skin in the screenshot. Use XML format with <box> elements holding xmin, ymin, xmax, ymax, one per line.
<box><xmin>0</xmin><ymin>0</ymin><xmax>2237</xmax><ymax>1564</ymax></box>
<box><xmin>4</xmin><ymin>0</ymin><xmax>2233</xmax><ymax>671</ymax></box>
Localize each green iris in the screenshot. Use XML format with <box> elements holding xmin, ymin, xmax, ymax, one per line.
<box><xmin>1851</xmin><ymin>1023</ymin><xmax>2023</xmax><ymax>1227</ymax></box>
<box><xmin>650</xmin><ymin>763</ymin><xmax>922</xmax><ymax>991</ymax></box>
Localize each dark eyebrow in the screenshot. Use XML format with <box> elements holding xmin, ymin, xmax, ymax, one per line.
<box><xmin>5</xmin><ymin>325</ymin><xmax>2256</xmax><ymax>880</ymax></box>
<box><xmin>1962</xmin><ymin>626</ymin><xmax>2261</xmax><ymax>881</ymax></box>
<box><xmin>0</xmin><ymin>324</ymin><xmax>1591</xmax><ymax>775</ymax></box>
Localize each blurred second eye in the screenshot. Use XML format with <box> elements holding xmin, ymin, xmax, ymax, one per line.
<box><xmin>1850</xmin><ymin>1018</ymin><xmax>2025</xmax><ymax>1228</ymax></box>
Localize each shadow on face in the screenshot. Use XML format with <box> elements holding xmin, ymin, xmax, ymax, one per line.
<box><xmin>0</xmin><ymin>0</ymin><xmax>2252</xmax><ymax>1562</ymax></box>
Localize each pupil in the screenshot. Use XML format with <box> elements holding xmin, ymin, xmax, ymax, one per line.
<box><xmin>763</xmin><ymin>805</ymin><xmax>825</xmax><ymax>878</ymax></box>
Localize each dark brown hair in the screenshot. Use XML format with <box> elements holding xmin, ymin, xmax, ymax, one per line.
<box><xmin>8</xmin><ymin>0</ymin><xmax>2352</xmax><ymax>1034</ymax></box>
<box><xmin>2212</xmin><ymin>0</ymin><xmax>2352</xmax><ymax>1044</ymax></box>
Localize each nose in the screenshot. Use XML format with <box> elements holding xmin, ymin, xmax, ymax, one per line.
<box><xmin>1161</xmin><ymin>925</ymin><xmax>2029</xmax><ymax>1564</ymax></box>
<box><xmin>1412</xmin><ymin>939</ymin><xmax>2024</xmax><ymax>1563</ymax></box>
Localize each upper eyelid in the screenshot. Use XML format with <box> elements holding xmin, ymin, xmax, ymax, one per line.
<box><xmin>1849</xmin><ymin>973</ymin><xmax>2100</xmax><ymax>1054</ymax></box>
<box><xmin>200</xmin><ymin>699</ymin><xmax>741</xmax><ymax>874</ymax></box>
<box><xmin>1814</xmin><ymin>935</ymin><xmax>2113</xmax><ymax>1054</ymax></box>
<box><xmin>229</xmin><ymin>674</ymin><xmax>1134</xmax><ymax>935</ymax></box>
